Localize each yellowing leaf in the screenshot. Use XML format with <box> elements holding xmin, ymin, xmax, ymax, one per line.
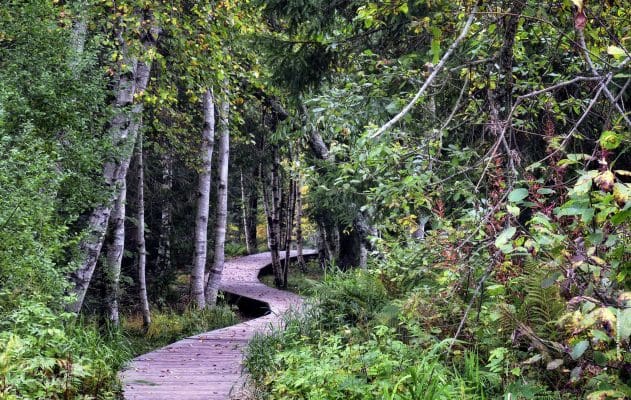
<box><xmin>594</xmin><ymin>170</ymin><xmax>615</xmax><ymax>192</ymax></box>
<box><xmin>607</xmin><ymin>45</ymin><xmax>626</xmax><ymax>59</ymax></box>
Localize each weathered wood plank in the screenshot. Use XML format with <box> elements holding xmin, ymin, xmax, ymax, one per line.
<box><xmin>120</xmin><ymin>250</ymin><xmax>315</xmax><ymax>400</ymax></box>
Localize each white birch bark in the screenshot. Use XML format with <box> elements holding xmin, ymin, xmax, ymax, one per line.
<box><xmin>157</xmin><ymin>151</ymin><xmax>172</xmax><ymax>273</ymax></box>
<box><xmin>136</xmin><ymin>133</ymin><xmax>151</xmax><ymax>327</ymax></box>
<box><xmin>191</xmin><ymin>89</ymin><xmax>216</xmax><ymax>309</ymax></box>
<box><xmin>105</xmin><ymin>177</ymin><xmax>126</xmax><ymax>325</ymax></box>
<box><xmin>68</xmin><ymin>24</ymin><xmax>158</xmax><ymax>313</ymax></box>
<box><xmin>205</xmin><ymin>90</ymin><xmax>230</xmax><ymax>307</ymax></box>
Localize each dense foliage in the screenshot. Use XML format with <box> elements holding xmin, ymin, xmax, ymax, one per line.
<box><xmin>0</xmin><ymin>0</ymin><xmax>628</xmax><ymax>398</ymax></box>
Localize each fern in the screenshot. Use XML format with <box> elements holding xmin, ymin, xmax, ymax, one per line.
<box><xmin>514</xmin><ymin>265</ymin><xmax>565</xmax><ymax>340</ymax></box>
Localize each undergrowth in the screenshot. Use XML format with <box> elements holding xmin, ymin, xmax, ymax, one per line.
<box><xmin>0</xmin><ymin>296</ymin><xmax>130</xmax><ymax>400</ymax></box>
<box><xmin>123</xmin><ymin>305</ymin><xmax>238</xmax><ymax>355</ymax></box>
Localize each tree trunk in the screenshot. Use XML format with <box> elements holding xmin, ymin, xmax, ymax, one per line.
<box><xmin>240</xmin><ymin>169</ymin><xmax>252</xmax><ymax>254</ymax></box>
<box><xmin>283</xmin><ymin>177</ymin><xmax>296</xmax><ymax>286</ymax></box>
<box><xmin>104</xmin><ymin>177</ymin><xmax>126</xmax><ymax>325</ymax></box>
<box><xmin>156</xmin><ymin>151</ymin><xmax>172</xmax><ymax>276</ymax></box>
<box><xmin>271</xmin><ymin>147</ymin><xmax>284</xmax><ymax>288</ymax></box>
<box><xmin>205</xmin><ymin>90</ymin><xmax>230</xmax><ymax>307</ymax></box>
<box><xmin>261</xmin><ymin>166</ymin><xmax>273</xmax><ymax>251</ymax></box>
<box><xmin>262</xmin><ymin>148</ymin><xmax>283</xmax><ymax>288</ymax></box>
<box><xmin>68</xmin><ymin>22</ymin><xmax>158</xmax><ymax>312</ymax></box>
<box><xmin>191</xmin><ymin>89</ymin><xmax>216</xmax><ymax>309</ymax></box>
<box><xmin>295</xmin><ymin>173</ymin><xmax>306</xmax><ymax>270</ymax></box>
<box><xmin>136</xmin><ymin>133</ymin><xmax>151</xmax><ymax>327</ymax></box>
<box><xmin>246</xmin><ymin>182</ymin><xmax>258</xmax><ymax>253</ymax></box>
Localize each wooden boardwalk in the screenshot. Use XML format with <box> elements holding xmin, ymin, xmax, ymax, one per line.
<box><xmin>120</xmin><ymin>251</ymin><xmax>315</xmax><ymax>400</ymax></box>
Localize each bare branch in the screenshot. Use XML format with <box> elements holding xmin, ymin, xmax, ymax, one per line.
<box><xmin>369</xmin><ymin>5</ymin><xmax>479</xmax><ymax>139</ymax></box>
<box><xmin>578</xmin><ymin>30</ymin><xmax>631</xmax><ymax>128</ymax></box>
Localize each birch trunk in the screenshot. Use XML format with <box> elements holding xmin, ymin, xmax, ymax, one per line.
<box><xmin>68</xmin><ymin>23</ymin><xmax>158</xmax><ymax>313</ymax></box>
<box><xmin>104</xmin><ymin>177</ymin><xmax>126</xmax><ymax>325</ymax></box>
<box><xmin>136</xmin><ymin>133</ymin><xmax>151</xmax><ymax>327</ymax></box>
<box><xmin>191</xmin><ymin>89</ymin><xmax>216</xmax><ymax>309</ymax></box>
<box><xmin>205</xmin><ymin>91</ymin><xmax>230</xmax><ymax>307</ymax></box>
<box><xmin>156</xmin><ymin>151</ymin><xmax>172</xmax><ymax>275</ymax></box>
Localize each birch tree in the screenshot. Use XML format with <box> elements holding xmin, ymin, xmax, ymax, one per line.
<box><xmin>205</xmin><ymin>90</ymin><xmax>231</xmax><ymax>306</ymax></box>
<box><xmin>191</xmin><ymin>89</ymin><xmax>216</xmax><ymax>309</ymax></box>
<box><xmin>68</xmin><ymin>16</ymin><xmax>159</xmax><ymax>313</ymax></box>
<box><xmin>135</xmin><ymin>132</ymin><xmax>151</xmax><ymax>327</ymax></box>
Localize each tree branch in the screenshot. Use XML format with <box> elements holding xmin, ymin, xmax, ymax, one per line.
<box><xmin>577</xmin><ymin>30</ymin><xmax>631</xmax><ymax>128</ymax></box>
<box><xmin>369</xmin><ymin>4</ymin><xmax>479</xmax><ymax>139</ymax></box>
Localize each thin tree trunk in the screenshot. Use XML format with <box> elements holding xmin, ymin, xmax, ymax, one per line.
<box><xmin>261</xmin><ymin>166</ymin><xmax>273</xmax><ymax>251</ymax></box>
<box><xmin>205</xmin><ymin>90</ymin><xmax>230</xmax><ymax>307</ymax></box>
<box><xmin>295</xmin><ymin>173</ymin><xmax>306</xmax><ymax>270</ymax></box>
<box><xmin>263</xmin><ymin>149</ymin><xmax>283</xmax><ymax>288</ymax></box>
<box><xmin>191</xmin><ymin>89</ymin><xmax>216</xmax><ymax>309</ymax></box>
<box><xmin>157</xmin><ymin>151</ymin><xmax>172</xmax><ymax>275</ymax></box>
<box><xmin>317</xmin><ymin>221</ymin><xmax>328</xmax><ymax>270</ymax></box>
<box><xmin>68</xmin><ymin>21</ymin><xmax>157</xmax><ymax>312</ymax></box>
<box><xmin>246</xmin><ymin>185</ymin><xmax>258</xmax><ymax>253</ymax></box>
<box><xmin>271</xmin><ymin>147</ymin><xmax>284</xmax><ymax>288</ymax></box>
<box><xmin>136</xmin><ymin>133</ymin><xmax>151</xmax><ymax>327</ymax></box>
<box><xmin>240</xmin><ymin>169</ymin><xmax>252</xmax><ymax>254</ymax></box>
<box><xmin>283</xmin><ymin>177</ymin><xmax>296</xmax><ymax>286</ymax></box>
<box><xmin>104</xmin><ymin>178</ymin><xmax>126</xmax><ymax>325</ymax></box>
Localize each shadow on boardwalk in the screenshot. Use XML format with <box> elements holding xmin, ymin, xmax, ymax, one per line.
<box><xmin>120</xmin><ymin>250</ymin><xmax>315</xmax><ymax>400</ymax></box>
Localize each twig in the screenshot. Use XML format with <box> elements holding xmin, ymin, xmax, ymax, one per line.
<box><xmin>448</xmin><ymin>259</ymin><xmax>495</xmax><ymax>353</ymax></box>
<box><xmin>474</xmin><ymin>75</ymin><xmax>605</xmax><ymax>191</ymax></box>
<box><xmin>577</xmin><ymin>30</ymin><xmax>631</xmax><ymax>128</ymax></box>
<box><xmin>535</xmin><ymin>74</ymin><xmax>611</xmax><ymax>166</ymax></box>
<box><xmin>369</xmin><ymin>4</ymin><xmax>479</xmax><ymax>139</ymax></box>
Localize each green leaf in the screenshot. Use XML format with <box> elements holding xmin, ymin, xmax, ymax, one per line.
<box><xmin>599</xmin><ymin>131</ymin><xmax>622</xmax><ymax>150</ymax></box>
<box><xmin>607</xmin><ymin>45</ymin><xmax>626</xmax><ymax>59</ymax></box>
<box><xmin>495</xmin><ymin>226</ymin><xmax>516</xmax><ymax>249</ymax></box>
<box><xmin>570</xmin><ymin>340</ymin><xmax>589</xmax><ymax>360</ymax></box>
<box><xmin>537</xmin><ymin>188</ymin><xmax>555</xmax><ymax>195</ymax></box>
<box><xmin>508</xmin><ymin>188</ymin><xmax>529</xmax><ymax>202</ymax></box>
<box><xmin>507</xmin><ymin>204</ymin><xmax>520</xmax><ymax>217</ymax></box>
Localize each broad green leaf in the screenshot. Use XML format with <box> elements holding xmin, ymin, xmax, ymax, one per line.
<box><xmin>599</xmin><ymin>130</ymin><xmax>622</xmax><ymax>150</ymax></box>
<box><xmin>495</xmin><ymin>226</ymin><xmax>516</xmax><ymax>248</ymax></box>
<box><xmin>507</xmin><ymin>204</ymin><xmax>520</xmax><ymax>217</ymax></box>
<box><xmin>508</xmin><ymin>188</ymin><xmax>529</xmax><ymax>202</ymax></box>
<box><xmin>570</xmin><ymin>340</ymin><xmax>589</xmax><ymax>360</ymax></box>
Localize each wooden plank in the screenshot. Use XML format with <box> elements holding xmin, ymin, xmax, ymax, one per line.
<box><xmin>121</xmin><ymin>250</ymin><xmax>316</xmax><ymax>400</ymax></box>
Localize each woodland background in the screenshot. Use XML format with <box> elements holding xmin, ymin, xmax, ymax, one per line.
<box><xmin>0</xmin><ymin>0</ymin><xmax>629</xmax><ymax>399</ymax></box>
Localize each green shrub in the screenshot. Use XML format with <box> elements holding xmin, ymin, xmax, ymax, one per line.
<box><xmin>225</xmin><ymin>242</ymin><xmax>249</xmax><ymax>258</ymax></box>
<box><xmin>246</xmin><ymin>319</ymin><xmax>492</xmax><ymax>400</ymax></box>
<box><xmin>0</xmin><ymin>298</ymin><xmax>130</xmax><ymax>399</ymax></box>
<box><xmin>312</xmin><ymin>270</ymin><xmax>389</xmax><ymax>329</ymax></box>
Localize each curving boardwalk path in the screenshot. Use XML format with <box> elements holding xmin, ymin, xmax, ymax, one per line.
<box><xmin>120</xmin><ymin>250</ymin><xmax>315</xmax><ymax>400</ymax></box>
